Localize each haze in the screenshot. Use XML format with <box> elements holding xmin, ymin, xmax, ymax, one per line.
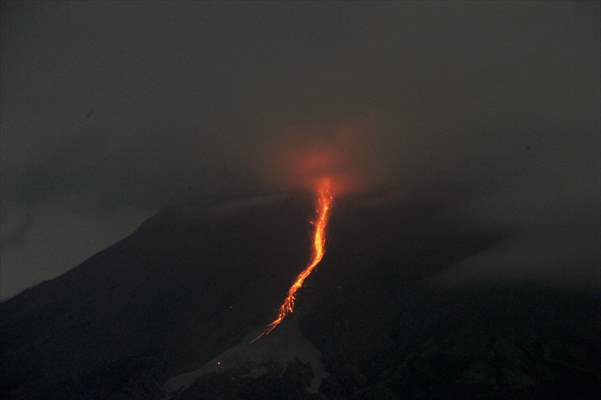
<box><xmin>1</xmin><ymin>2</ymin><xmax>599</xmax><ymax>298</ymax></box>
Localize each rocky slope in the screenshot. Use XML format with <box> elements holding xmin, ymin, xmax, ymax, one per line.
<box><xmin>1</xmin><ymin>194</ymin><xmax>598</xmax><ymax>399</ymax></box>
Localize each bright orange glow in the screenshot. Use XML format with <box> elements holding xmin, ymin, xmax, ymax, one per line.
<box><xmin>252</xmin><ymin>177</ymin><xmax>334</xmax><ymax>342</ymax></box>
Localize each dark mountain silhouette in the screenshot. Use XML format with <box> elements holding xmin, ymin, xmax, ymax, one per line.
<box><xmin>1</xmin><ymin>195</ymin><xmax>598</xmax><ymax>399</ymax></box>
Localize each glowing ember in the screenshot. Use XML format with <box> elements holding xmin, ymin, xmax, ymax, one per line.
<box><xmin>252</xmin><ymin>177</ymin><xmax>334</xmax><ymax>342</ymax></box>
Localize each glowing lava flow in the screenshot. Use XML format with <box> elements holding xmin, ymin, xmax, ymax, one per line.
<box><xmin>252</xmin><ymin>178</ymin><xmax>334</xmax><ymax>342</ymax></box>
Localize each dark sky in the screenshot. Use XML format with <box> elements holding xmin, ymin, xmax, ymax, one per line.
<box><xmin>1</xmin><ymin>2</ymin><xmax>599</xmax><ymax>298</ymax></box>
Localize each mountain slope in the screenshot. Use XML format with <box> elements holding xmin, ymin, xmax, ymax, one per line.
<box><xmin>1</xmin><ymin>195</ymin><xmax>597</xmax><ymax>399</ymax></box>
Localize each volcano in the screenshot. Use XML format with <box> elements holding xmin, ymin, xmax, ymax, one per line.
<box><xmin>1</xmin><ymin>195</ymin><xmax>599</xmax><ymax>400</ymax></box>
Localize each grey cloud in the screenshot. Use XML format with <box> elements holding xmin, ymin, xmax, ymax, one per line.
<box><xmin>0</xmin><ymin>2</ymin><xmax>599</xmax><ymax>296</ymax></box>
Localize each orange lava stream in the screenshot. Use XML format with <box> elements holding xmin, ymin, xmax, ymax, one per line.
<box><xmin>252</xmin><ymin>178</ymin><xmax>334</xmax><ymax>342</ymax></box>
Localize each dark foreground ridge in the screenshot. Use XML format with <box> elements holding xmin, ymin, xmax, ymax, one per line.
<box><xmin>1</xmin><ymin>195</ymin><xmax>599</xmax><ymax>399</ymax></box>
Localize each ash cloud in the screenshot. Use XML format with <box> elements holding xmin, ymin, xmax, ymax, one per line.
<box><xmin>0</xmin><ymin>2</ymin><xmax>599</xmax><ymax>296</ymax></box>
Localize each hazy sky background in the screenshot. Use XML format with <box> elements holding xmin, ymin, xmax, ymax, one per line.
<box><xmin>1</xmin><ymin>2</ymin><xmax>599</xmax><ymax>298</ymax></box>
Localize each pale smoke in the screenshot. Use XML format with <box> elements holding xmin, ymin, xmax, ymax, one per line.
<box><xmin>0</xmin><ymin>2</ymin><xmax>598</xmax><ymax>294</ymax></box>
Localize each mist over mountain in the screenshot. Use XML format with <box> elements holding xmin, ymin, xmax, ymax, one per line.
<box><xmin>1</xmin><ymin>2</ymin><xmax>599</xmax><ymax>297</ymax></box>
<box><xmin>1</xmin><ymin>2</ymin><xmax>599</xmax><ymax>399</ymax></box>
